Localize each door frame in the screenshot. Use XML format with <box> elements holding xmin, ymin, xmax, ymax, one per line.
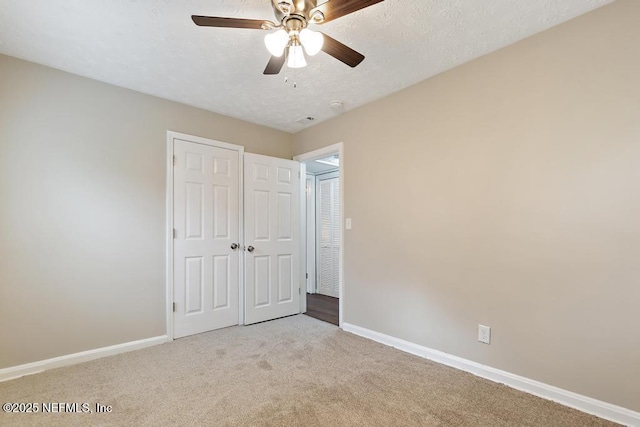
<box><xmin>293</xmin><ymin>142</ymin><xmax>344</xmax><ymax>327</ymax></box>
<box><xmin>165</xmin><ymin>131</ymin><xmax>245</xmax><ymax>340</ymax></box>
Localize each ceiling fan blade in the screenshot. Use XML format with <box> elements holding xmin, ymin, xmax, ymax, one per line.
<box><xmin>263</xmin><ymin>55</ymin><xmax>286</xmax><ymax>75</ymax></box>
<box><xmin>320</xmin><ymin>33</ymin><xmax>365</xmax><ymax>68</ymax></box>
<box><xmin>311</xmin><ymin>0</ymin><xmax>384</xmax><ymax>24</ymax></box>
<box><xmin>191</xmin><ymin>15</ymin><xmax>272</xmax><ymax>30</ymax></box>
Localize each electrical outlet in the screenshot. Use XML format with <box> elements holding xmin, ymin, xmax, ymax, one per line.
<box><xmin>478</xmin><ymin>325</ymin><xmax>491</xmax><ymax>344</ymax></box>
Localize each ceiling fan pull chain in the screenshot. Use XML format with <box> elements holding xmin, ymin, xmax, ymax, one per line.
<box><xmin>284</xmin><ymin>48</ymin><xmax>296</xmax><ymax>88</ymax></box>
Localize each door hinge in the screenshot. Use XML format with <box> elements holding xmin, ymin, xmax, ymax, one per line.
<box><xmin>172</xmin><ymin>302</ymin><xmax>176</xmax><ymax>312</ymax></box>
<box><xmin>173</xmin><ymin>155</ymin><xmax>177</xmax><ymax>166</ymax></box>
<box><xmin>306</xmin><ymin>273</ymin><xmax>308</xmax><ymax>279</ymax></box>
<box><xmin>173</xmin><ymin>228</ymin><xmax>177</xmax><ymax>239</ymax></box>
<box><xmin>299</xmin><ymin>288</ymin><xmax>301</xmax><ymax>295</ymax></box>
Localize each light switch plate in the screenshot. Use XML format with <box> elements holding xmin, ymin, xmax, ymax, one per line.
<box><xmin>345</xmin><ymin>218</ymin><xmax>352</xmax><ymax>230</ymax></box>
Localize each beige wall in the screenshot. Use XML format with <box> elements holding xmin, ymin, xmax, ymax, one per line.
<box><xmin>0</xmin><ymin>54</ymin><xmax>292</xmax><ymax>368</ymax></box>
<box><xmin>294</xmin><ymin>0</ymin><xmax>640</xmax><ymax>412</ymax></box>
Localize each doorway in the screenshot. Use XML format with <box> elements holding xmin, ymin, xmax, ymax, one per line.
<box><xmin>294</xmin><ymin>143</ymin><xmax>344</xmax><ymax>327</ymax></box>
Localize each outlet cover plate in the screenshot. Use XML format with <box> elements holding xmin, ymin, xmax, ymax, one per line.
<box><xmin>478</xmin><ymin>325</ymin><xmax>491</xmax><ymax>344</ymax></box>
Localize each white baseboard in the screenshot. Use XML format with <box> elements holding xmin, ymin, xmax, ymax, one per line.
<box><xmin>0</xmin><ymin>335</ymin><xmax>169</xmax><ymax>383</ymax></box>
<box><xmin>342</xmin><ymin>323</ymin><xmax>639</xmax><ymax>427</ymax></box>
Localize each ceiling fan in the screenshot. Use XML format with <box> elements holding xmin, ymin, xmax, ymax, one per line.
<box><xmin>192</xmin><ymin>0</ymin><xmax>384</xmax><ymax>75</ymax></box>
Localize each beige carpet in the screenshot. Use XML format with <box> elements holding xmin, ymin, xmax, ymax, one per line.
<box><xmin>0</xmin><ymin>315</ymin><xmax>618</xmax><ymax>426</ymax></box>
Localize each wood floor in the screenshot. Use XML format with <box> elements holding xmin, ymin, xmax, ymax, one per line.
<box><xmin>305</xmin><ymin>293</ymin><xmax>339</xmax><ymax>326</ymax></box>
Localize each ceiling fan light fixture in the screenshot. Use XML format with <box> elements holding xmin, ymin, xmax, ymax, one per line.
<box><xmin>192</xmin><ymin>0</ymin><xmax>380</xmax><ymax>75</ymax></box>
<box><xmin>299</xmin><ymin>29</ymin><xmax>323</xmax><ymax>56</ymax></box>
<box><xmin>264</xmin><ymin>29</ymin><xmax>289</xmax><ymax>57</ymax></box>
<box><xmin>287</xmin><ymin>43</ymin><xmax>307</xmax><ymax>69</ymax></box>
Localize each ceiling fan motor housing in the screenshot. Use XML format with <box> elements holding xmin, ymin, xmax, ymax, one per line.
<box><xmin>284</xmin><ymin>15</ymin><xmax>306</xmax><ymax>33</ymax></box>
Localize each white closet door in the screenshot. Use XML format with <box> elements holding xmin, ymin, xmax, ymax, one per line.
<box><xmin>173</xmin><ymin>138</ymin><xmax>240</xmax><ymax>338</ymax></box>
<box><xmin>316</xmin><ymin>172</ymin><xmax>340</xmax><ymax>298</ymax></box>
<box><xmin>244</xmin><ymin>153</ymin><xmax>301</xmax><ymax>324</ymax></box>
<box><xmin>305</xmin><ymin>175</ymin><xmax>316</xmax><ymax>294</ymax></box>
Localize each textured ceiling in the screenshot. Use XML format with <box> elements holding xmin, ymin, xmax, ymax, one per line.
<box><xmin>0</xmin><ymin>0</ymin><xmax>613</xmax><ymax>133</ymax></box>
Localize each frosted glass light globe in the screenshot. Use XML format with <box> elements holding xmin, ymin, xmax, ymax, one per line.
<box><xmin>299</xmin><ymin>29</ymin><xmax>324</xmax><ymax>56</ymax></box>
<box><xmin>264</xmin><ymin>29</ymin><xmax>289</xmax><ymax>57</ymax></box>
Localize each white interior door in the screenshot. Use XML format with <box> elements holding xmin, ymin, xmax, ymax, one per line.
<box><xmin>316</xmin><ymin>172</ymin><xmax>340</xmax><ymax>298</ymax></box>
<box><xmin>244</xmin><ymin>153</ymin><xmax>300</xmax><ymax>325</ymax></box>
<box><xmin>173</xmin><ymin>138</ymin><xmax>240</xmax><ymax>338</ymax></box>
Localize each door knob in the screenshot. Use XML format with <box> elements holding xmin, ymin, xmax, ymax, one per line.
<box><xmin>230</xmin><ymin>243</ymin><xmax>239</xmax><ymax>250</ymax></box>
<box><xmin>247</xmin><ymin>246</ymin><xmax>255</xmax><ymax>253</ymax></box>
